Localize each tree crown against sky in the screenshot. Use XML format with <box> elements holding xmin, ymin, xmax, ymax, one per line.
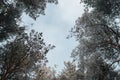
<box><xmin>0</xmin><ymin>0</ymin><xmax>58</xmax><ymax>41</ymax></box>
<box><xmin>68</xmin><ymin>0</ymin><xmax>120</xmax><ymax>80</ymax></box>
<box><xmin>0</xmin><ymin>30</ymin><xmax>55</xmax><ymax>80</ymax></box>
<box><xmin>81</xmin><ymin>0</ymin><xmax>120</xmax><ymax>17</ymax></box>
<box><xmin>0</xmin><ymin>0</ymin><xmax>57</xmax><ymax>80</ymax></box>
<box><xmin>1</xmin><ymin>0</ymin><xmax>120</xmax><ymax>80</ymax></box>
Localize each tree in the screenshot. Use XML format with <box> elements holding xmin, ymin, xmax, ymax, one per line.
<box><xmin>81</xmin><ymin>0</ymin><xmax>120</xmax><ymax>17</ymax></box>
<box><xmin>35</xmin><ymin>66</ymin><xmax>56</xmax><ymax>80</ymax></box>
<box><xmin>58</xmin><ymin>61</ymin><xmax>77</xmax><ymax>80</ymax></box>
<box><xmin>71</xmin><ymin>11</ymin><xmax>120</xmax><ymax>80</ymax></box>
<box><xmin>0</xmin><ymin>0</ymin><xmax>58</xmax><ymax>41</ymax></box>
<box><xmin>0</xmin><ymin>0</ymin><xmax>58</xmax><ymax>79</ymax></box>
<box><xmin>0</xmin><ymin>30</ymin><xmax>55</xmax><ymax>80</ymax></box>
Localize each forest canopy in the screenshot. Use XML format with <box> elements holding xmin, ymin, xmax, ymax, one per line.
<box><xmin>0</xmin><ymin>0</ymin><xmax>57</xmax><ymax>80</ymax></box>
<box><xmin>0</xmin><ymin>0</ymin><xmax>120</xmax><ymax>80</ymax></box>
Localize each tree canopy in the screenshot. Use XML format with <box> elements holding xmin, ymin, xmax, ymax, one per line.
<box><xmin>0</xmin><ymin>0</ymin><xmax>57</xmax><ymax>80</ymax></box>
<box><xmin>1</xmin><ymin>0</ymin><xmax>120</xmax><ymax>80</ymax></box>
<box><xmin>81</xmin><ymin>0</ymin><xmax>120</xmax><ymax>17</ymax></box>
<box><xmin>0</xmin><ymin>30</ymin><xmax>55</xmax><ymax>80</ymax></box>
<box><xmin>69</xmin><ymin>0</ymin><xmax>120</xmax><ymax>80</ymax></box>
<box><xmin>0</xmin><ymin>0</ymin><xmax>58</xmax><ymax>41</ymax></box>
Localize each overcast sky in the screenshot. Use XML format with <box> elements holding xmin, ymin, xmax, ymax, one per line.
<box><xmin>22</xmin><ymin>0</ymin><xmax>84</xmax><ymax>73</ymax></box>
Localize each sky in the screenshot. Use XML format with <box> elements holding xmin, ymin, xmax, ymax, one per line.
<box><xmin>22</xmin><ymin>0</ymin><xmax>84</xmax><ymax>74</ymax></box>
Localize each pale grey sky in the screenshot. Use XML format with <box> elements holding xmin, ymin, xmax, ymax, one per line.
<box><xmin>22</xmin><ymin>0</ymin><xmax>84</xmax><ymax>73</ymax></box>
